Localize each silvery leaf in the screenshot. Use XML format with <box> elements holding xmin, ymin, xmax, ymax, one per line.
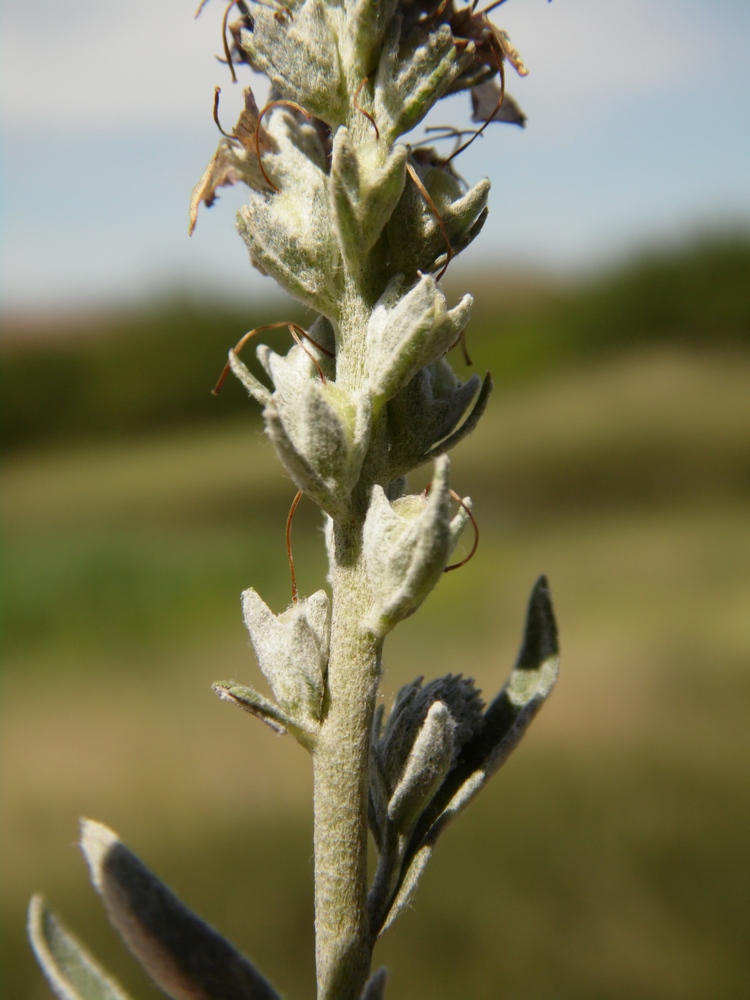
<box><xmin>366</xmin><ymin>275</ymin><xmax>472</xmax><ymax>404</ymax></box>
<box><xmin>404</xmin><ymin>577</ymin><xmax>559</xmax><ymax>872</ymax></box>
<box><xmin>371</xmin><ymin>579</ymin><xmax>559</xmax><ymax>935</ymax></box>
<box><xmin>212</xmin><ymin>680</ymin><xmax>315</xmax><ymax>744</ymax></box>
<box><xmin>241</xmin><ymin>588</ymin><xmax>329</xmax><ymax>726</ymax></box>
<box><xmin>376</xmin><ymin>842</ymin><xmax>431</xmax><ymax>936</ymax></box>
<box><xmin>227</xmin><ymin>351</ymin><xmax>272</xmax><ymax>407</ymax></box>
<box><xmin>363</xmin><ymin>456</ymin><xmax>466</xmax><ymax>633</ymax></box>
<box><xmin>236</xmin><ymin>111</ymin><xmax>341</xmax><ymax>319</ymax></box>
<box><xmin>28</xmin><ymin>896</ymin><xmax>133</xmax><ymax>1000</ymax></box>
<box><xmin>330</xmin><ymin>130</ymin><xmax>409</xmax><ymax>267</ymax></box>
<box><xmin>345</xmin><ymin>0</ymin><xmax>400</xmax><ymax>78</ymax></box>
<box><xmin>388</xmin><ymin>362</ymin><xmax>493</xmax><ymax>477</ymax></box>
<box><xmin>387</xmin><ymin>700</ymin><xmax>456</xmax><ymax>835</ymax></box>
<box><xmin>236</xmin><ymin>0</ymin><xmax>347</xmax><ymax>125</ymax></box>
<box><xmin>262</xmin><ymin>358</ymin><xmax>371</xmax><ymax>517</ymax></box>
<box><xmin>80</xmin><ymin>821</ymin><xmax>281</xmax><ymax>1000</ymax></box>
<box><xmin>375</xmin><ymin>20</ymin><xmax>474</xmax><ymax>142</ymax></box>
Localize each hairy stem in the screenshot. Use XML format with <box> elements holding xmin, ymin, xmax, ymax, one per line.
<box><xmin>313</xmin><ymin>262</ymin><xmax>390</xmax><ymax>996</ymax></box>
<box><xmin>313</xmin><ymin>526</ymin><xmax>381</xmax><ymax>1000</ymax></box>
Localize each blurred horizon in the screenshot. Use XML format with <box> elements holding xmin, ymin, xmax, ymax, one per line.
<box><xmin>3</xmin><ymin>231</ymin><xmax>749</xmax><ymax>453</ymax></box>
<box><xmin>3</xmin><ymin>232</ymin><xmax>750</xmax><ymax>998</ymax></box>
<box><xmin>1</xmin><ymin>223</ymin><xmax>747</xmax><ymax>332</ymax></box>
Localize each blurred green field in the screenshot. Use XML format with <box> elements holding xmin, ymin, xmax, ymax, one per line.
<box><xmin>3</xmin><ymin>236</ymin><xmax>750</xmax><ymax>452</ymax></box>
<box><xmin>2</xmin><ymin>238</ymin><xmax>750</xmax><ymax>999</ymax></box>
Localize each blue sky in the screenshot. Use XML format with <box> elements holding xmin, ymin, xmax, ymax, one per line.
<box><xmin>1</xmin><ymin>0</ymin><xmax>749</xmax><ymax>313</ymax></box>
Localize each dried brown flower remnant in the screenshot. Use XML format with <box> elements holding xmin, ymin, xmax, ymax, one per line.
<box><xmin>471</xmin><ymin>79</ymin><xmax>526</xmax><ymax>127</ymax></box>
<box><xmin>451</xmin><ymin>5</ymin><xmax>529</xmax><ymax>79</ymax></box>
<box><xmin>189</xmin><ymin>85</ymin><xmax>276</xmax><ymax>235</ymax></box>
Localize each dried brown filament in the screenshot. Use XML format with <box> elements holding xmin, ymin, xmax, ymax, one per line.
<box><xmin>212</xmin><ymin>321</ymin><xmax>334</xmax><ymax>395</ymax></box>
<box><xmin>448</xmin><ymin>327</ymin><xmax>473</xmax><ymax>366</ymax></box>
<box><xmin>286</xmin><ymin>489</ymin><xmax>304</xmax><ymax>603</ymax></box>
<box><xmin>212</xmin><ymin>86</ymin><xmax>238</xmax><ymax>139</ymax></box>
<box><xmin>421</xmin><ymin>126</ymin><xmax>478</xmax><ymax>152</ymax></box>
<box><xmin>255</xmin><ymin>0</ymin><xmax>293</xmax><ymax>17</ymax></box>
<box><xmin>444</xmin><ymin>489</ymin><xmax>479</xmax><ymax>572</ymax></box>
<box><xmin>477</xmin><ymin>0</ymin><xmax>508</xmax><ymax>13</ymax></box>
<box><xmin>353</xmin><ymin>77</ymin><xmax>379</xmax><ymax>140</ymax></box>
<box><xmin>288</xmin><ymin>323</ymin><xmax>330</xmax><ymax>383</ymax></box>
<box><xmin>442</xmin><ymin>57</ymin><xmax>505</xmax><ymax>165</ymax></box>
<box><xmin>406</xmin><ymin>161</ymin><xmax>453</xmax><ymax>281</ymax></box>
<box><xmin>221</xmin><ymin>2</ymin><xmax>238</xmax><ymax>82</ymax></box>
<box><xmin>422</xmin><ymin>483</ymin><xmax>480</xmax><ymax>572</ymax></box>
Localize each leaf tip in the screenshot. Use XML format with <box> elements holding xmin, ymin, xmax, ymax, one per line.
<box><xmin>79</xmin><ymin>818</ymin><xmax>119</xmax><ymax>892</ymax></box>
<box><xmin>516</xmin><ymin>574</ymin><xmax>558</xmax><ymax>670</ymax></box>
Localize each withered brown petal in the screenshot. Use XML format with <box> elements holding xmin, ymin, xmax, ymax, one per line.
<box><xmin>491</xmin><ymin>27</ymin><xmax>529</xmax><ymax>77</ymax></box>
<box><xmin>189</xmin><ymin>87</ymin><xmax>276</xmax><ymax>235</ymax></box>
<box><xmin>189</xmin><ymin>144</ymin><xmax>242</xmax><ymax>236</ymax></box>
<box><xmin>233</xmin><ymin>86</ymin><xmax>274</xmax><ymax>154</ymax></box>
<box><xmin>470</xmin><ymin>80</ymin><xmax>527</xmax><ymax>128</ymax></box>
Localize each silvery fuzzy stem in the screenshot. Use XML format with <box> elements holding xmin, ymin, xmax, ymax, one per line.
<box><xmin>312</xmin><ymin>287</ymin><xmax>388</xmax><ymax>998</ymax></box>
<box><xmin>313</xmin><ymin>543</ymin><xmax>381</xmax><ymax>1000</ymax></box>
<box><xmin>336</xmin><ymin>274</ymin><xmax>377</xmax><ymax>388</ymax></box>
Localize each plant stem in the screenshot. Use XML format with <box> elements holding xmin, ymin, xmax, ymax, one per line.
<box><xmin>313</xmin><ymin>526</ymin><xmax>382</xmax><ymax>1000</ymax></box>
<box><xmin>311</xmin><ymin>104</ymin><xmax>392</xmax><ymax>993</ymax></box>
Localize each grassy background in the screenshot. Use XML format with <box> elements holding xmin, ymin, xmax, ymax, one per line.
<box><xmin>2</xmin><ymin>236</ymin><xmax>750</xmax><ymax>999</ymax></box>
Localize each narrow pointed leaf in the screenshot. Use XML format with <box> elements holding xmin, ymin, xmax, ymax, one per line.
<box><xmin>228</xmin><ymin>352</ymin><xmax>272</xmax><ymax>407</ymax></box>
<box><xmin>377</xmin><ymin>844</ymin><xmax>432</xmax><ymax>936</ymax></box>
<box><xmin>28</xmin><ymin>896</ymin><xmax>133</xmax><ymax>1000</ymax></box>
<box><xmin>236</xmin><ymin>0</ymin><xmax>347</xmax><ymax>125</ymax></box>
<box><xmin>359</xmin><ymin>145</ymin><xmax>409</xmax><ymax>254</ymax></box>
<box><xmin>374</xmin><ymin>580</ymin><xmax>559</xmax><ymax>933</ymax></box>
<box><xmin>408</xmin><ymin>576</ymin><xmax>559</xmax><ymax>856</ymax></box>
<box><xmin>460</xmin><ymin>573</ymin><xmax>559</xmax><ymax>780</ymax></box>
<box><xmin>263</xmin><ymin>398</ymin><xmax>344</xmax><ymax>518</ymax></box>
<box><xmin>346</xmin><ymin>0</ymin><xmax>399</xmax><ymax>77</ymax></box>
<box><xmin>376</xmin><ymin>22</ymin><xmax>473</xmax><ymax>141</ymax></box>
<box><xmin>422</xmin><ymin>371</ymin><xmax>494</xmax><ymax>465</ymax></box>
<box><xmin>80</xmin><ymin>820</ymin><xmax>281</xmax><ymax>1000</ymax></box>
<box><xmin>213</xmin><ymin>680</ymin><xmax>317</xmax><ymax>749</ymax></box>
<box><xmin>213</xmin><ymin>680</ymin><xmax>290</xmax><ymax>735</ymax></box>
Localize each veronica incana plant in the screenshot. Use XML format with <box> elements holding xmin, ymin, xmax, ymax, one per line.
<box><xmin>29</xmin><ymin>3</ymin><xmax>558</xmax><ymax>999</ymax></box>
